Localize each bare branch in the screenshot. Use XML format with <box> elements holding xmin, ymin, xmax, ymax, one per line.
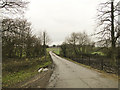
<box><xmin>0</xmin><ymin>0</ymin><xmax>29</xmax><ymax>14</ymax></box>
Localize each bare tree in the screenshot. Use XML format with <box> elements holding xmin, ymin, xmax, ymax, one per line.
<box><xmin>96</xmin><ymin>0</ymin><xmax>120</xmax><ymax>48</ymax></box>
<box><xmin>2</xmin><ymin>18</ymin><xmax>31</xmax><ymax>58</ymax></box>
<box><xmin>78</xmin><ymin>32</ymin><xmax>91</xmax><ymax>46</ymax></box>
<box><xmin>77</xmin><ymin>32</ymin><xmax>92</xmax><ymax>53</ymax></box>
<box><xmin>96</xmin><ymin>0</ymin><xmax>120</xmax><ymax>65</ymax></box>
<box><xmin>66</xmin><ymin>32</ymin><xmax>78</xmax><ymax>55</ymax></box>
<box><xmin>65</xmin><ymin>32</ymin><xmax>92</xmax><ymax>55</ymax></box>
<box><xmin>2</xmin><ymin>18</ymin><xmax>45</xmax><ymax>58</ymax></box>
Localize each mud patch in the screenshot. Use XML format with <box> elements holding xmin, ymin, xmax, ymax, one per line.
<box><xmin>14</xmin><ymin>68</ymin><xmax>53</xmax><ymax>88</ymax></box>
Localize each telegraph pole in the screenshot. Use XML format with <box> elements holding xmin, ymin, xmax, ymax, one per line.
<box><xmin>43</xmin><ymin>31</ymin><xmax>46</xmax><ymax>61</ymax></box>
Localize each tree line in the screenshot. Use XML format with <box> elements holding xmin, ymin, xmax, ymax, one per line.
<box><xmin>1</xmin><ymin>0</ymin><xmax>51</xmax><ymax>60</ymax></box>
<box><xmin>2</xmin><ymin>18</ymin><xmax>50</xmax><ymax>59</ymax></box>
<box><xmin>60</xmin><ymin>32</ymin><xmax>95</xmax><ymax>58</ymax></box>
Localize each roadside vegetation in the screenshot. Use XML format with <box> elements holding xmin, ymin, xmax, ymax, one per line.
<box><xmin>2</xmin><ymin>18</ymin><xmax>52</xmax><ymax>88</ymax></box>
<box><xmin>2</xmin><ymin>55</ymin><xmax>52</xmax><ymax>88</ymax></box>
<box><xmin>1</xmin><ymin>0</ymin><xmax>52</xmax><ymax>88</ymax></box>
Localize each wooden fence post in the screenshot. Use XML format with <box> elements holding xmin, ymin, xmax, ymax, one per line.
<box><xmin>101</xmin><ymin>59</ymin><xmax>104</xmax><ymax>70</ymax></box>
<box><xmin>82</xmin><ymin>56</ymin><xmax>83</xmax><ymax>64</ymax></box>
<box><xmin>89</xmin><ymin>56</ymin><xmax>90</xmax><ymax>66</ymax></box>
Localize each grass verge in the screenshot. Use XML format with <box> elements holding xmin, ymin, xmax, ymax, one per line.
<box><xmin>2</xmin><ymin>55</ymin><xmax>52</xmax><ymax>88</ymax></box>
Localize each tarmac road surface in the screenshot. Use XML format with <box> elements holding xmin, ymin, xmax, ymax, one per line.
<box><xmin>47</xmin><ymin>51</ymin><xmax>118</xmax><ymax>88</ymax></box>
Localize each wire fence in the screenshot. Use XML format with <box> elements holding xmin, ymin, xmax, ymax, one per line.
<box><xmin>68</xmin><ymin>55</ymin><xmax>119</xmax><ymax>75</ymax></box>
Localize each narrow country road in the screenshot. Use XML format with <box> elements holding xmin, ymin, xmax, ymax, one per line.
<box><xmin>47</xmin><ymin>51</ymin><xmax>118</xmax><ymax>88</ymax></box>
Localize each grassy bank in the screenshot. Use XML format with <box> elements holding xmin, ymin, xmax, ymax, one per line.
<box><xmin>2</xmin><ymin>55</ymin><xmax>52</xmax><ymax>88</ymax></box>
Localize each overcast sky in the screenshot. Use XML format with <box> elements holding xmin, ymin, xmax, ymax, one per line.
<box><xmin>25</xmin><ymin>0</ymin><xmax>117</xmax><ymax>45</ymax></box>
